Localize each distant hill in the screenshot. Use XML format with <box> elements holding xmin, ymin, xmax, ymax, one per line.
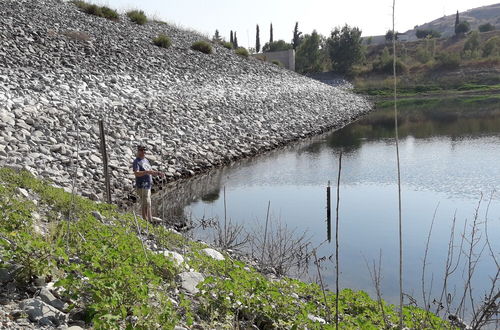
<box><xmin>366</xmin><ymin>3</ymin><xmax>500</xmax><ymax>44</ymax></box>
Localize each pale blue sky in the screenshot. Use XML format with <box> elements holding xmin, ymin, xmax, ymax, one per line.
<box><xmin>89</xmin><ymin>0</ymin><xmax>498</xmax><ymax>48</ymax></box>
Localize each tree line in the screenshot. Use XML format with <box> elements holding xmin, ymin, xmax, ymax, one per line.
<box><xmin>212</xmin><ymin>11</ymin><xmax>496</xmax><ymax>75</ymax></box>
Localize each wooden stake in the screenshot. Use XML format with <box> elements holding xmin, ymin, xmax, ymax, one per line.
<box><xmin>327</xmin><ymin>180</ymin><xmax>331</xmax><ymax>242</ymax></box>
<box><xmin>99</xmin><ymin>119</ymin><xmax>111</xmax><ymax>204</ymax></box>
<box><xmin>261</xmin><ymin>200</ymin><xmax>271</xmax><ymax>267</ymax></box>
<box><xmin>335</xmin><ymin>151</ymin><xmax>342</xmax><ymax>330</ymax></box>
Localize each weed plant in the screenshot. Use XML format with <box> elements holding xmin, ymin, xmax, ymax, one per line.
<box><xmin>71</xmin><ymin>1</ymin><xmax>119</xmax><ymax>21</ymax></box>
<box><xmin>221</xmin><ymin>41</ymin><xmax>233</xmax><ymax>49</ymax></box>
<box><xmin>235</xmin><ymin>47</ymin><xmax>249</xmax><ymax>57</ymax></box>
<box><xmin>271</xmin><ymin>60</ymin><xmax>283</xmax><ymax>67</ymax></box>
<box><xmin>127</xmin><ymin>10</ymin><xmax>147</xmax><ymax>25</ymax></box>
<box><xmin>153</xmin><ymin>34</ymin><xmax>172</xmax><ymax>48</ymax></box>
<box><xmin>191</xmin><ymin>41</ymin><xmax>213</xmax><ymax>54</ymax></box>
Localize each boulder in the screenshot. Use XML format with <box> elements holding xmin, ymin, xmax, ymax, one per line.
<box><xmin>39</xmin><ymin>287</ymin><xmax>68</xmax><ymax>312</ymax></box>
<box><xmin>162</xmin><ymin>250</ymin><xmax>185</xmax><ymax>266</ymax></box>
<box><xmin>200</xmin><ymin>248</ymin><xmax>225</xmax><ymax>261</ymax></box>
<box><xmin>176</xmin><ymin>272</ymin><xmax>204</xmax><ymax>294</ymax></box>
<box><xmin>20</xmin><ymin>298</ymin><xmax>66</xmax><ymax>327</ymax></box>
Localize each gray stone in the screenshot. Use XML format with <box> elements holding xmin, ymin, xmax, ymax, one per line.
<box><xmin>307</xmin><ymin>314</ymin><xmax>326</xmax><ymax>324</ymax></box>
<box><xmin>91</xmin><ymin>211</ymin><xmax>104</xmax><ymax>221</ymax></box>
<box><xmin>200</xmin><ymin>248</ymin><xmax>225</xmax><ymax>261</ymax></box>
<box><xmin>39</xmin><ymin>287</ymin><xmax>68</xmax><ymax>312</ymax></box>
<box><xmin>162</xmin><ymin>250</ymin><xmax>184</xmax><ymax>266</ymax></box>
<box><xmin>16</xmin><ymin>187</ymin><xmax>30</xmax><ymax>198</ymax></box>
<box><xmin>20</xmin><ymin>298</ymin><xmax>66</xmax><ymax>326</ymax></box>
<box><xmin>176</xmin><ymin>271</ymin><xmax>204</xmax><ymax>294</ymax></box>
<box><xmin>0</xmin><ymin>266</ymin><xmax>15</xmax><ymax>283</ymax></box>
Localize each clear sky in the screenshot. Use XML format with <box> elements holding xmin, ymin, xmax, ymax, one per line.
<box><xmin>90</xmin><ymin>0</ymin><xmax>498</xmax><ymax>48</ymax></box>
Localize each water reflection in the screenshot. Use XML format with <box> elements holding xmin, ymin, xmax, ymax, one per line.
<box><xmin>156</xmin><ymin>105</ymin><xmax>500</xmax><ymax>216</ymax></box>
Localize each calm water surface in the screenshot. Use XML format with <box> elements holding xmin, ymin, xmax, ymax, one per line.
<box><xmin>158</xmin><ymin>105</ymin><xmax>500</xmax><ymax>307</ymax></box>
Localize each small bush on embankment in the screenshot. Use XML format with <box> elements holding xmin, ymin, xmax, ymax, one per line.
<box><xmin>272</xmin><ymin>59</ymin><xmax>283</xmax><ymax>67</ymax></box>
<box><xmin>71</xmin><ymin>1</ymin><xmax>119</xmax><ymax>21</ymax></box>
<box><xmin>0</xmin><ymin>168</ymin><xmax>450</xmax><ymax>329</ymax></box>
<box><xmin>191</xmin><ymin>41</ymin><xmax>213</xmax><ymax>54</ymax></box>
<box><xmin>126</xmin><ymin>10</ymin><xmax>147</xmax><ymax>25</ymax></box>
<box><xmin>235</xmin><ymin>47</ymin><xmax>249</xmax><ymax>57</ymax></box>
<box><xmin>221</xmin><ymin>41</ymin><xmax>233</xmax><ymax>49</ymax></box>
<box><xmin>153</xmin><ymin>33</ymin><xmax>172</xmax><ymax>48</ymax></box>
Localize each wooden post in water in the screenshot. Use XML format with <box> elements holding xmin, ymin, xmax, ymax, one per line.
<box><xmin>327</xmin><ymin>180</ymin><xmax>331</xmax><ymax>242</ymax></box>
<box><xmin>99</xmin><ymin>119</ymin><xmax>111</xmax><ymax>204</ymax></box>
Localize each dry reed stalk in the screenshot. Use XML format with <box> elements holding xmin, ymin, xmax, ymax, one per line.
<box><xmin>392</xmin><ymin>0</ymin><xmax>404</xmax><ymax>327</ymax></box>
<box><xmin>335</xmin><ymin>151</ymin><xmax>342</xmax><ymax>329</ymax></box>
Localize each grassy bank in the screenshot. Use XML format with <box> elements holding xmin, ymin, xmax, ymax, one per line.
<box><xmin>375</xmin><ymin>94</ymin><xmax>500</xmax><ymax>110</ymax></box>
<box><xmin>0</xmin><ymin>168</ymin><xmax>450</xmax><ymax>329</ymax></box>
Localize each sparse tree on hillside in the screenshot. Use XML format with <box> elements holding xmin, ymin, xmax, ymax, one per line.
<box><xmin>326</xmin><ymin>24</ymin><xmax>363</xmax><ymax>73</ymax></box>
<box><xmin>213</xmin><ymin>29</ymin><xmax>222</xmax><ymax>42</ymax></box>
<box><xmin>455</xmin><ymin>21</ymin><xmax>470</xmax><ymax>35</ymax></box>
<box><xmin>230</xmin><ymin>30</ymin><xmax>234</xmax><ymax>45</ymax></box>
<box><xmin>292</xmin><ymin>22</ymin><xmax>302</xmax><ymax>50</ymax></box>
<box><xmin>256</xmin><ymin>25</ymin><xmax>261</xmax><ymax>53</ymax></box>
<box><xmin>463</xmin><ymin>30</ymin><xmax>481</xmax><ymax>57</ymax></box>
<box><xmin>270</xmin><ymin>23</ymin><xmax>274</xmax><ymax>43</ymax></box>
<box><xmin>385</xmin><ymin>30</ymin><xmax>398</xmax><ymax>41</ymax></box>
<box><xmin>455</xmin><ymin>10</ymin><xmax>459</xmax><ymax>31</ymax></box>
<box><xmin>483</xmin><ymin>36</ymin><xmax>500</xmax><ymax>57</ymax></box>
<box><xmin>416</xmin><ymin>29</ymin><xmax>441</xmax><ymax>39</ymax></box>
<box><xmin>233</xmin><ymin>31</ymin><xmax>238</xmax><ymax>48</ymax></box>
<box><xmin>479</xmin><ymin>23</ymin><xmax>495</xmax><ymax>33</ymax></box>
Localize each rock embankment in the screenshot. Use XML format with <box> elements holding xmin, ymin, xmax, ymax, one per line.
<box><xmin>0</xmin><ymin>0</ymin><xmax>371</xmax><ymax>204</ymax></box>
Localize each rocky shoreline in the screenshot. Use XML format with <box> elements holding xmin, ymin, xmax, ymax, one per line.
<box><xmin>0</xmin><ymin>0</ymin><xmax>371</xmax><ymax>206</ymax></box>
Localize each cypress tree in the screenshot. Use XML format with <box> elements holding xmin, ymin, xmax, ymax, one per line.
<box><xmin>230</xmin><ymin>30</ymin><xmax>233</xmax><ymax>45</ymax></box>
<box><xmin>455</xmin><ymin>10</ymin><xmax>459</xmax><ymax>33</ymax></box>
<box><xmin>292</xmin><ymin>22</ymin><xmax>302</xmax><ymax>50</ymax></box>
<box><xmin>270</xmin><ymin>23</ymin><xmax>273</xmax><ymax>43</ymax></box>
<box><xmin>213</xmin><ymin>29</ymin><xmax>221</xmax><ymax>42</ymax></box>
<box><xmin>234</xmin><ymin>31</ymin><xmax>238</xmax><ymax>48</ymax></box>
<box><xmin>256</xmin><ymin>25</ymin><xmax>261</xmax><ymax>53</ymax></box>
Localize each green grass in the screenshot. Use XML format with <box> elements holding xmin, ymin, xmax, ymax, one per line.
<box><xmin>191</xmin><ymin>41</ymin><xmax>213</xmax><ymax>54</ymax></box>
<box><xmin>375</xmin><ymin>95</ymin><xmax>500</xmax><ymax>110</ymax></box>
<box><xmin>272</xmin><ymin>59</ymin><xmax>283</xmax><ymax>67</ymax></box>
<box><xmin>71</xmin><ymin>1</ymin><xmax>119</xmax><ymax>21</ymax></box>
<box><xmin>153</xmin><ymin>34</ymin><xmax>172</xmax><ymax>48</ymax></box>
<box><xmin>221</xmin><ymin>41</ymin><xmax>233</xmax><ymax>49</ymax></box>
<box><xmin>0</xmin><ymin>168</ymin><xmax>452</xmax><ymax>329</ymax></box>
<box><xmin>126</xmin><ymin>10</ymin><xmax>147</xmax><ymax>25</ymax></box>
<box><xmin>355</xmin><ymin>81</ymin><xmax>500</xmax><ymax>98</ymax></box>
<box><xmin>235</xmin><ymin>47</ymin><xmax>249</xmax><ymax>57</ymax></box>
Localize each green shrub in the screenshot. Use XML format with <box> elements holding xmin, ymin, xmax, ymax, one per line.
<box><xmin>221</xmin><ymin>41</ymin><xmax>233</xmax><ymax>49</ymax></box>
<box><xmin>83</xmin><ymin>4</ymin><xmax>103</xmax><ymax>16</ymax></box>
<box><xmin>235</xmin><ymin>47</ymin><xmax>249</xmax><ymax>57</ymax></box>
<box><xmin>479</xmin><ymin>23</ymin><xmax>495</xmax><ymax>33</ymax></box>
<box><xmin>483</xmin><ymin>36</ymin><xmax>500</xmax><ymax>57</ymax></box>
<box><xmin>127</xmin><ymin>10</ymin><xmax>147</xmax><ymax>25</ymax></box>
<box><xmin>271</xmin><ymin>59</ymin><xmax>283</xmax><ymax>67</ymax></box>
<box><xmin>191</xmin><ymin>41</ymin><xmax>213</xmax><ymax>54</ymax></box>
<box><xmin>71</xmin><ymin>1</ymin><xmax>119</xmax><ymax>21</ymax></box>
<box><xmin>455</xmin><ymin>21</ymin><xmax>470</xmax><ymax>34</ymax></box>
<box><xmin>71</xmin><ymin>0</ymin><xmax>88</xmax><ymax>10</ymax></box>
<box><xmin>372</xmin><ymin>48</ymin><xmax>408</xmax><ymax>74</ymax></box>
<box><xmin>100</xmin><ymin>6</ymin><xmax>119</xmax><ymax>20</ymax></box>
<box><xmin>435</xmin><ymin>52</ymin><xmax>461</xmax><ymax>69</ymax></box>
<box><xmin>153</xmin><ymin>34</ymin><xmax>172</xmax><ymax>48</ymax></box>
